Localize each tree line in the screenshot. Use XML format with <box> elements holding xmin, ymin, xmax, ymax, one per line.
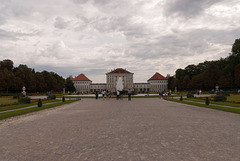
<box><xmin>0</xmin><ymin>60</ymin><xmax>75</xmax><ymax>93</ymax></box>
<box><xmin>169</xmin><ymin>38</ymin><xmax>240</xmax><ymax>91</ymax></box>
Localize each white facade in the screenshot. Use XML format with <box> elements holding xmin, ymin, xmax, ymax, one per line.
<box><xmin>90</xmin><ymin>83</ymin><xmax>107</xmax><ymax>92</ymax></box>
<box><xmin>73</xmin><ymin>80</ymin><xmax>92</xmax><ymax>93</ymax></box>
<box><xmin>134</xmin><ymin>83</ymin><xmax>150</xmax><ymax>92</ymax></box>
<box><xmin>72</xmin><ymin>69</ymin><xmax>169</xmax><ymax>93</ymax></box>
<box><xmin>106</xmin><ymin>73</ymin><xmax>134</xmax><ymax>92</ymax></box>
<box><xmin>148</xmin><ymin>80</ymin><xmax>168</xmax><ymax>92</ymax></box>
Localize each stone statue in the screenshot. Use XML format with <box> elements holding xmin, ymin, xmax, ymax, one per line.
<box><xmin>22</xmin><ymin>86</ymin><xmax>26</xmax><ymax>96</ymax></box>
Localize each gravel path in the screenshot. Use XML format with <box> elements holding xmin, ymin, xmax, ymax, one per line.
<box><xmin>0</xmin><ymin>98</ymin><xmax>240</xmax><ymax>161</ymax></box>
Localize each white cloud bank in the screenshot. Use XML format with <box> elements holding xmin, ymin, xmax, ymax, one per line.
<box><xmin>0</xmin><ymin>0</ymin><xmax>240</xmax><ymax>82</ymax></box>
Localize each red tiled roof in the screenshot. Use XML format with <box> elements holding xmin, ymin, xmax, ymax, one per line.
<box><xmin>72</xmin><ymin>74</ymin><xmax>91</xmax><ymax>81</ymax></box>
<box><xmin>148</xmin><ymin>72</ymin><xmax>168</xmax><ymax>81</ymax></box>
<box><xmin>108</xmin><ymin>68</ymin><xmax>132</xmax><ymax>74</ymax></box>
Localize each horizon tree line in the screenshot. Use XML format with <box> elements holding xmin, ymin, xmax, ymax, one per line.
<box><xmin>1</xmin><ymin>38</ymin><xmax>239</xmax><ymax>93</ymax></box>
<box><xmin>168</xmin><ymin>38</ymin><xmax>240</xmax><ymax>91</ymax></box>
<box><xmin>0</xmin><ymin>60</ymin><xmax>75</xmax><ymax>93</ymax></box>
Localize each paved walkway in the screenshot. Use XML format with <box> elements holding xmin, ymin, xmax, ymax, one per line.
<box><xmin>0</xmin><ymin>98</ymin><xmax>240</xmax><ymax>161</ymax></box>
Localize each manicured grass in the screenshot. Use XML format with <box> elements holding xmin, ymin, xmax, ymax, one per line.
<box><xmin>166</xmin><ymin>98</ymin><xmax>240</xmax><ymax>114</ymax></box>
<box><xmin>227</xmin><ymin>94</ymin><xmax>240</xmax><ymax>102</ymax></box>
<box><xmin>0</xmin><ymin>97</ymin><xmax>18</xmax><ymax>104</ymax></box>
<box><xmin>185</xmin><ymin>98</ymin><xmax>240</xmax><ymax>108</ymax></box>
<box><xmin>0</xmin><ymin>100</ymin><xmax>59</xmax><ymax>112</ymax></box>
<box><xmin>0</xmin><ymin>100</ymin><xmax>78</xmax><ymax>120</ymax></box>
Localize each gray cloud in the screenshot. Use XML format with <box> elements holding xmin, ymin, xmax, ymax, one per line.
<box><xmin>54</xmin><ymin>17</ymin><xmax>68</xmax><ymax>29</ymax></box>
<box><xmin>72</xmin><ymin>0</ymin><xmax>88</xmax><ymax>4</ymax></box>
<box><xmin>164</xmin><ymin>0</ymin><xmax>220</xmax><ymax>18</ymax></box>
<box><xmin>0</xmin><ymin>0</ymin><xmax>240</xmax><ymax>82</ymax></box>
<box><xmin>0</xmin><ymin>29</ymin><xmax>18</xmax><ymax>41</ymax></box>
<box><xmin>0</xmin><ymin>15</ymin><xmax>6</xmax><ymax>25</ymax></box>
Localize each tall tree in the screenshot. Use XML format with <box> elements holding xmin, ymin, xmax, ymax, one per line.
<box><xmin>14</xmin><ymin>64</ymin><xmax>36</xmax><ymax>92</ymax></box>
<box><xmin>191</xmin><ymin>74</ymin><xmax>204</xmax><ymax>90</ymax></box>
<box><xmin>0</xmin><ymin>59</ymin><xmax>14</xmax><ymax>71</ymax></box>
<box><xmin>203</xmin><ymin>63</ymin><xmax>221</xmax><ymax>89</ymax></box>
<box><xmin>42</xmin><ymin>71</ymin><xmax>58</xmax><ymax>92</ymax></box>
<box><xmin>218</xmin><ymin>75</ymin><xmax>229</xmax><ymax>89</ymax></box>
<box><xmin>182</xmin><ymin>75</ymin><xmax>190</xmax><ymax>89</ymax></box>
<box><xmin>232</xmin><ymin>38</ymin><xmax>240</xmax><ymax>56</ymax></box>
<box><xmin>0</xmin><ymin>68</ymin><xmax>14</xmax><ymax>93</ymax></box>
<box><xmin>65</xmin><ymin>77</ymin><xmax>76</xmax><ymax>92</ymax></box>
<box><xmin>234</xmin><ymin>64</ymin><xmax>240</xmax><ymax>87</ymax></box>
<box><xmin>35</xmin><ymin>72</ymin><xmax>47</xmax><ymax>92</ymax></box>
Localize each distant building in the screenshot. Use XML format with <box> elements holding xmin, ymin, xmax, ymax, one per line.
<box><xmin>71</xmin><ymin>68</ymin><xmax>169</xmax><ymax>93</ymax></box>
<box><xmin>148</xmin><ymin>72</ymin><xmax>168</xmax><ymax>92</ymax></box>
<box><xmin>71</xmin><ymin>73</ymin><xmax>92</xmax><ymax>93</ymax></box>
<box><xmin>106</xmin><ymin>68</ymin><xmax>134</xmax><ymax>92</ymax></box>
<box><xmin>90</xmin><ymin>83</ymin><xmax>106</xmax><ymax>93</ymax></box>
<box><xmin>134</xmin><ymin>83</ymin><xmax>150</xmax><ymax>93</ymax></box>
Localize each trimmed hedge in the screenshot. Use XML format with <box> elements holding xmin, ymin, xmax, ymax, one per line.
<box><xmin>187</xmin><ymin>93</ymin><xmax>194</xmax><ymax>98</ymax></box>
<box><xmin>18</xmin><ymin>97</ymin><xmax>31</xmax><ymax>104</ymax></box>
<box><xmin>214</xmin><ymin>95</ymin><xmax>227</xmax><ymax>102</ymax></box>
<box><xmin>47</xmin><ymin>95</ymin><xmax>56</xmax><ymax>99</ymax></box>
<box><xmin>217</xmin><ymin>92</ymin><xmax>230</xmax><ymax>96</ymax></box>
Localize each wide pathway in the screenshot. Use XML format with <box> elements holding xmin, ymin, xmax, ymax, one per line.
<box><xmin>0</xmin><ymin>98</ymin><xmax>240</xmax><ymax>161</ymax></box>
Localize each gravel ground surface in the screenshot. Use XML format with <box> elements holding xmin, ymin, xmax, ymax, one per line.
<box><xmin>0</xmin><ymin>98</ymin><xmax>240</xmax><ymax>161</ymax></box>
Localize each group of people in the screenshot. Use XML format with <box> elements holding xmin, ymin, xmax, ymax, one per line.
<box><xmin>95</xmin><ymin>90</ymin><xmax>111</xmax><ymax>100</ymax></box>
<box><xmin>95</xmin><ymin>89</ymin><xmax>132</xmax><ymax>101</ymax></box>
<box><xmin>158</xmin><ymin>89</ymin><xmax>172</xmax><ymax>98</ymax></box>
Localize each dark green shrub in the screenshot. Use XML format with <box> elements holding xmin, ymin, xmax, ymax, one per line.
<box><xmin>62</xmin><ymin>96</ymin><xmax>65</xmax><ymax>102</ymax></box>
<box><xmin>13</xmin><ymin>94</ymin><xmax>19</xmax><ymax>99</ymax></box>
<box><xmin>47</xmin><ymin>95</ymin><xmax>56</xmax><ymax>100</ymax></box>
<box><xmin>205</xmin><ymin>97</ymin><xmax>210</xmax><ymax>105</ymax></box>
<box><xmin>187</xmin><ymin>93</ymin><xmax>194</xmax><ymax>98</ymax></box>
<box><xmin>38</xmin><ymin>99</ymin><xmax>42</xmax><ymax>107</ymax></box>
<box><xmin>217</xmin><ymin>92</ymin><xmax>230</xmax><ymax>96</ymax></box>
<box><xmin>191</xmin><ymin>91</ymin><xmax>196</xmax><ymax>94</ymax></box>
<box><xmin>214</xmin><ymin>95</ymin><xmax>227</xmax><ymax>102</ymax></box>
<box><xmin>209</xmin><ymin>91</ymin><xmax>215</xmax><ymax>94</ymax></box>
<box><xmin>18</xmin><ymin>97</ymin><xmax>31</xmax><ymax>104</ymax></box>
<box><xmin>180</xmin><ymin>96</ymin><xmax>183</xmax><ymax>101</ymax></box>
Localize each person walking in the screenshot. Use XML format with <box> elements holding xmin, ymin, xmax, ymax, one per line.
<box><xmin>158</xmin><ymin>89</ymin><xmax>162</xmax><ymax>98</ymax></box>
<box><xmin>95</xmin><ymin>90</ymin><xmax>98</xmax><ymax>100</ymax></box>
<box><xmin>116</xmin><ymin>90</ymin><xmax>120</xmax><ymax>100</ymax></box>
<box><xmin>102</xmin><ymin>90</ymin><xmax>105</xmax><ymax>100</ymax></box>
<box><xmin>128</xmin><ymin>89</ymin><xmax>132</xmax><ymax>101</ymax></box>
<box><xmin>106</xmin><ymin>90</ymin><xmax>109</xmax><ymax>100</ymax></box>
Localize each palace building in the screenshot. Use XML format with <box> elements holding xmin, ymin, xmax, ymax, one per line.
<box><xmin>71</xmin><ymin>68</ymin><xmax>169</xmax><ymax>93</ymax></box>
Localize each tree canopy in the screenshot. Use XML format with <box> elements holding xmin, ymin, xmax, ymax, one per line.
<box><xmin>0</xmin><ymin>60</ymin><xmax>69</xmax><ymax>93</ymax></box>
<box><xmin>169</xmin><ymin>38</ymin><xmax>240</xmax><ymax>90</ymax></box>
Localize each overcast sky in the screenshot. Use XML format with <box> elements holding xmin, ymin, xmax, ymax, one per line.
<box><xmin>0</xmin><ymin>0</ymin><xmax>240</xmax><ymax>82</ymax></box>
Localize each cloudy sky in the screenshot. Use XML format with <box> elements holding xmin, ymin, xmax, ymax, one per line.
<box><xmin>0</xmin><ymin>0</ymin><xmax>240</xmax><ymax>82</ymax></box>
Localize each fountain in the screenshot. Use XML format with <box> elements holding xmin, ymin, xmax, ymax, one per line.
<box><xmin>116</xmin><ymin>77</ymin><xmax>124</xmax><ymax>91</ymax></box>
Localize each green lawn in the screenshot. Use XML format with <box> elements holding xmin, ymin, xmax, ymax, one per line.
<box><xmin>185</xmin><ymin>98</ymin><xmax>240</xmax><ymax>108</ymax></box>
<box><xmin>0</xmin><ymin>97</ymin><xmax>18</xmax><ymax>104</ymax></box>
<box><xmin>227</xmin><ymin>94</ymin><xmax>240</xmax><ymax>102</ymax></box>
<box><xmin>166</xmin><ymin>98</ymin><xmax>240</xmax><ymax>114</ymax></box>
<box><xmin>0</xmin><ymin>99</ymin><xmax>59</xmax><ymax>112</ymax></box>
<box><xmin>0</xmin><ymin>100</ymin><xmax>78</xmax><ymax>120</ymax></box>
